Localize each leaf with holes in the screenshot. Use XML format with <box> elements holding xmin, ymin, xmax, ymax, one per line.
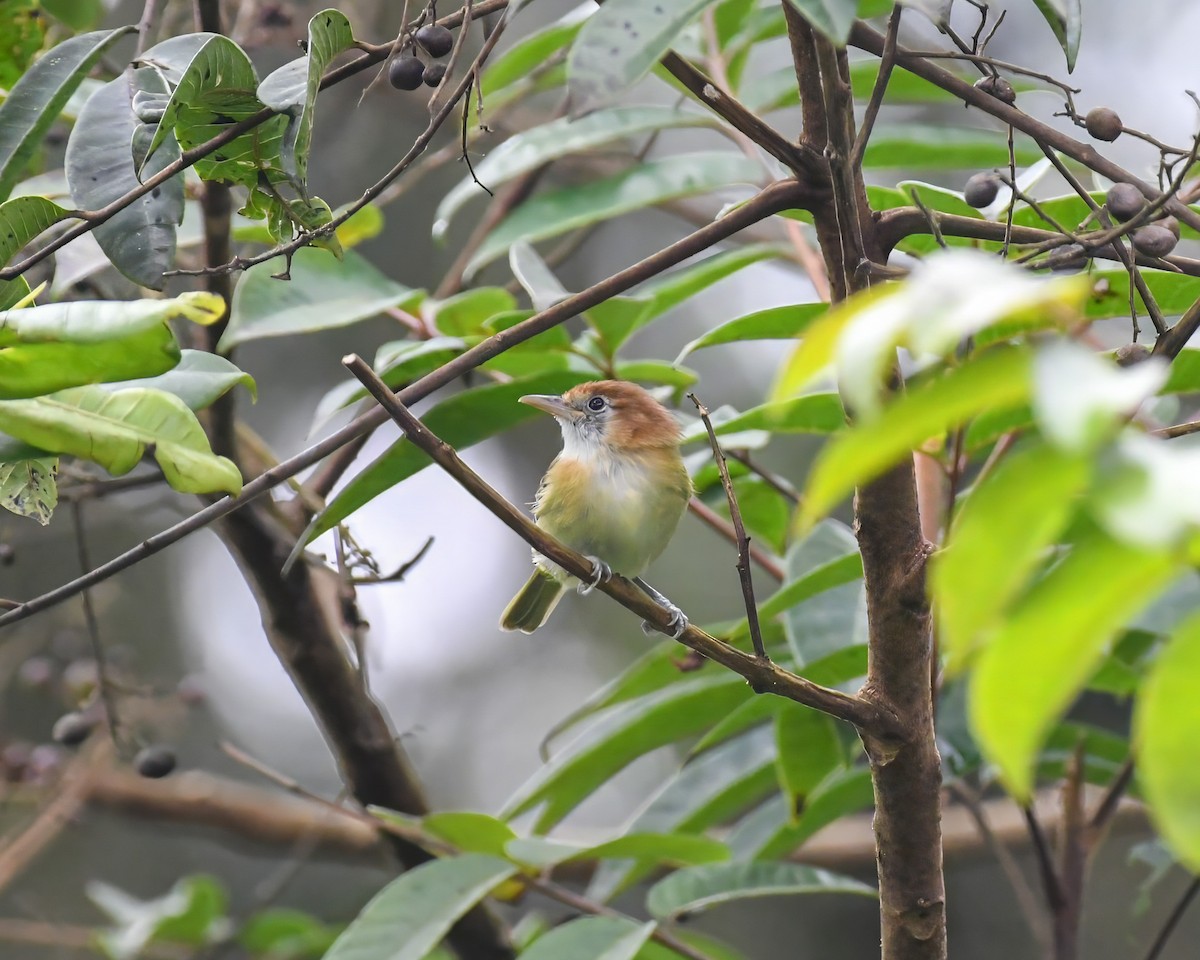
<box><xmin>0</xmin><ymin>456</ymin><xmax>57</xmax><ymax>524</ymax></box>
<box><xmin>0</xmin><ymin>195</ymin><xmax>70</xmax><ymax>309</ymax></box>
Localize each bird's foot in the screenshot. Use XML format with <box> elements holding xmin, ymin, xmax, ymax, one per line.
<box><xmin>577</xmin><ymin>556</ymin><xmax>612</xmax><ymax>595</ymax></box>
<box><xmin>634</xmin><ymin>577</ymin><xmax>689</xmax><ymax>639</ymax></box>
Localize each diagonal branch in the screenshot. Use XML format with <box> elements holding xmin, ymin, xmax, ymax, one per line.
<box><xmin>342</xmin><ymin>354</ymin><xmax>901</xmax><ymax>740</ymax></box>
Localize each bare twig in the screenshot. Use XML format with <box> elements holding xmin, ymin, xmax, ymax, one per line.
<box><xmin>850</xmin><ymin>4</ymin><xmax>902</xmax><ymax>169</ymax></box>
<box><xmin>1024</xmin><ymin>804</ymin><xmax>1067</xmax><ymax>911</ymax></box>
<box><xmin>133</xmin><ymin>0</ymin><xmax>165</xmax><ymax>57</ymax></box>
<box><xmin>70</xmin><ymin>501</ymin><xmax>123</xmax><ymax>751</ymax></box>
<box><xmin>689</xmin><ymin>393</ymin><xmax>767</xmax><ymax>660</ymax></box>
<box><xmin>1141</xmin><ymin>877</ymin><xmax>1200</xmax><ymax>960</ymax></box>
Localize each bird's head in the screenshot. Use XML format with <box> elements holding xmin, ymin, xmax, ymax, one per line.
<box><xmin>519</xmin><ymin>380</ymin><xmax>681</xmax><ymax>455</ymax></box>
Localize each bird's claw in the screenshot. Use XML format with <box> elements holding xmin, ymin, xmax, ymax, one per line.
<box><xmin>641</xmin><ymin>603</ymin><xmax>689</xmax><ymax>639</ymax></box>
<box><xmin>577</xmin><ymin>556</ymin><xmax>612</xmax><ymax>595</ymax></box>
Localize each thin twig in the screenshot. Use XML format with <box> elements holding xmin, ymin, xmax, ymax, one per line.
<box><xmin>1141</xmin><ymin>877</ymin><xmax>1200</xmax><ymax>960</ymax></box>
<box><xmin>1154</xmin><ymin>418</ymin><xmax>1200</xmax><ymax>439</ymax></box>
<box><xmin>850</xmin><ymin>4</ymin><xmax>902</xmax><ymax>169</ymax></box>
<box><xmin>70</xmin><ymin>501</ymin><xmax>122</xmax><ymax>751</ymax></box>
<box><xmin>341</xmin><ymin>354</ymin><xmax>900</xmax><ymax>738</ymax></box>
<box><xmin>687</xmin><ymin>498</ymin><xmax>785</xmax><ymax>580</ymax></box>
<box><xmin>1087</xmin><ymin>757</ymin><xmax>1134</xmax><ymax>836</ymax></box>
<box><xmin>1023</xmin><ymin>804</ymin><xmax>1067</xmax><ymax>910</ymax></box>
<box><xmin>133</xmin><ymin>0</ymin><xmax>165</xmax><ymax>57</ymax></box>
<box><xmin>689</xmin><ymin>393</ymin><xmax>767</xmax><ymax>661</ymax></box>
<box><xmin>727</xmin><ymin>450</ymin><xmax>801</xmax><ymax>504</ymax></box>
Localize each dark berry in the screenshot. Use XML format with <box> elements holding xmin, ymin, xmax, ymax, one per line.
<box><xmin>1046</xmin><ymin>244</ymin><xmax>1087</xmax><ymax>272</ymax></box>
<box><xmin>1132</xmin><ymin>225</ymin><xmax>1178</xmax><ymax>258</ymax></box>
<box><xmin>1084</xmin><ymin>107</ymin><xmax>1122</xmax><ymax>142</ymax></box>
<box><xmin>389</xmin><ymin>56</ymin><xmax>425</xmax><ymax>91</ymax></box>
<box><xmin>1116</xmin><ymin>343</ymin><xmax>1152</xmax><ymax>366</ymax></box>
<box><xmin>1159</xmin><ymin>215</ymin><xmax>1181</xmax><ymax>240</ymax></box>
<box><xmin>963</xmin><ymin>172</ymin><xmax>1002</xmax><ymax>208</ymax></box>
<box><xmin>415</xmin><ymin>24</ymin><xmax>454</xmax><ymax>58</ymax></box>
<box><xmin>135</xmin><ymin>745</ymin><xmax>177</xmax><ymax>779</ymax></box>
<box><xmin>423</xmin><ymin>62</ymin><xmax>447</xmax><ymax>87</ymax></box>
<box><xmin>1105</xmin><ymin>183</ymin><xmax>1144</xmax><ymax>222</ymax></box>
<box><xmin>52</xmin><ymin>711</ymin><xmax>96</xmax><ymax>747</ymax></box>
<box><xmin>974</xmin><ymin>74</ymin><xmax>1015</xmax><ymax>105</ymax></box>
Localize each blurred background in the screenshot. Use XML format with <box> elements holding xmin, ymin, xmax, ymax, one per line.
<box><xmin>3</xmin><ymin>0</ymin><xmax>1200</xmax><ymax>957</ymax></box>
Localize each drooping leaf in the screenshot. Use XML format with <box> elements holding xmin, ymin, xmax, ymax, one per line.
<box><xmin>0</xmin><ymin>194</ymin><xmax>71</xmax><ymax>309</ymax></box>
<box><xmin>774</xmin><ymin>703</ymin><xmax>844</xmax><ymax>812</ymax></box>
<box><xmin>646</xmin><ymin>862</ymin><xmax>875</xmax><ymax>921</ymax></box>
<box><xmin>465</xmin><ymin>153</ymin><xmax>763</xmax><ymax>277</ymax></box>
<box><xmin>566</xmin><ymin>0</ymin><xmax>715</xmax><ymax>115</ymax></box>
<box><xmin>482</xmin><ymin>3</ymin><xmax>591</xmax><ymax>98</ymax></box>
<box><xmin>0</xmin><ymin>456</ymin><xmax>57</xmax><ymax>524</ymax></box>
<box><xmin>0</xmin><ymin>385</ymin><xmax>242</xmax><ymax>495</ymax></box>
<box><xmin>256</xmin><ymin>9</ymin><xmax>355</xmax><ymax>185</ymax></box>
<box><xmin>109</xmin><ymin>349</ymin><xmax>256</xmax><ymax>409</ymax></box>
<box><xmin>220</xmin><ymin>248</ymin><xmax>420</xmax><ymax>351</ymax></box>
<box><xmin>518</xmin><ymin>917</ymin><xmax>655</xmax><ymax>960</ymax></box>
<box><xmin>321</xmin><ymin>855</ymin><xmax>517</xmax><ymax>960</ymax></box>
<box><xmin>0</xmin><ymin>26</ymin><xmax>134</xmax><ymax>203</ymax></box>
<box><xmin>65</xmin><ymin>70</ymin><xmax>185</xmax><ymax>289</ymax></box>
<box><xmin>1030</xmin><ymin>0</ymin><xmax>1083</xmax><ymax>71</ymax></box>
<box><xmin>676</xmin><ymin>303</ymin><xmax>827</xmax><ymax>361</ymax></box>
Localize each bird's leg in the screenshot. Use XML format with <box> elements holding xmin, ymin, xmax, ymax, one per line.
<box><xmin>634</xmin><ymin>577</ymin><xmax>689</xmax><ymax>639</ymax></box>
<box><xmin>577</xmin><ymin>555</ymin><xmax>612</xmax><ymax>595</ymax></box>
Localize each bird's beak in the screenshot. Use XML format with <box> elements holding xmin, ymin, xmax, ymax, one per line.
<box><xmin>519</xmin><ymin>394</ymin><xmax>580</xmax><ymax>420</ymax></box>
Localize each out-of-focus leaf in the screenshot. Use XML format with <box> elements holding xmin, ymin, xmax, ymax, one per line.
<box><xmin>647</xmin><ymin>862</ymin><xmax>875</xmax><ymax>921</ymax></box>
<box><xmin>502</xmin><ymin>672</ymin><xmax>754</xmax><ymax>831</ymax></box>
<box><xmin>422</xmin><ymin>812</ymin><xmax>516</xmax><ymax>858</ymax></box>
<box><xmin>638</xmin><ymin>931</ymin><xmax>748</xmax><ymax>960</ymax></box>
<box><xmin>862</xmin><ymin>126</ymin><xmax>1039</xmax><ymax>168</ymax></box>
<box><xmin>848</xmin><ymin>61</ymin><xmax>959</xmax><ymax>103</ymax></box>
<box><xmin>436</xmin><ymin>107</ymin><xmax>712</xmax><ymax>236</ymax></box>
<box><xmin>780</xmin><ymin>0</ymin><xmax>858</xmax><ymax>43</ymax></box>
<box><xmin>221</xmin><ymin>248</ymin><xmax>420</xmax><ymax>351</ymax></box>
<box><xmin>971</xmin><ymin>526</ymin><xmax>1179</xmax><ymax>800</ymax></box>
<box><xmin>256</xmin><ymin>9</ymin><xmax>355</xmax><ymax>184</ymax></box>
<box><xmin>1031</xmin><ymin>0</ymin><xmax>1082</xmax><ymax>71</ymax></box>
<box><xmin>722</xmin><ymin>476</ymin><xmax>789</xmax><ymax>554</ymax></box>
<box><xmin>40</xmin><ymin>0</ymin><xmax>103</xmax><ymax>30</ymax></box>
<box><xmin>519</xmin><ymin>917</ymin><xmax>654</xmax><ymax>960</ymax></box>
<box><xmin>465</xmin><ymin>153</ymin><xmax>763</xmax><ymax>276</ymax></box>
<box><xmin>934</xmin><ymin>439</ymin><xmax>1091</xmax><ymax>672</ymax></box>
<box><xmin>65</xmin><ymin>70</ymin><xmax>184</xmax><ymax>289</ymax></box>
<box><xmin>681</xmin><ymin>393</ymin><xmax>845</xmax><ymax>447</ymax></box>
<box><xmin>0</xmin><ymin>385</ymin><xmax>242</xmax><ymax>495</ymax></box>
<box><xmin>89</xmin><ymin>876</ymin><xmax>228</xmax><ymax>960</ymax></box>
<box><xmin>321</xmin><ymin>855</ymin><xmax>517</xmax><ymax>960</ymax></box>
<box><xmin>506</xmin><ymin>832</ymin><xmax>729</xmax><ymax>870</ymax></box>
<box><xmin>309</xmin><ymin>372</ymin><xmax>591</xmax><ymax>539</ymax></box>
<box><xmin>483</xmin><ymin>4</ymin><xmax>590</xmax><ymax>97</ymax></box>
<box><xmin>0</xmin><ymin>456</ymin><xmax>56</xmax><ymax>524</ymax></box>
<box><xmin>431</xmin><ymin>287</ymin><xmax>517</xmax><ymax>337</ymax></box>
<box><xmin>0</xmin><ymin>292</ymin><xmax>224</xmax><ymax>399</ymax></box>
<box><xmin>239</xmin><ymin>909</ymin><xmax>338</xmax><ymax>958</ymax></box>
<box><xmin>567</xmin><ymin>0</ymin><xmax>714</xmax><ymax>115</ymax></box>
<box><xmin>774</xmin><ymin>703</ymin><xmax>844</xmax><ymax>812</ymax></box>
<box><xmin>0</xmin><ymin>27</ymin><xmax>133</xmax><ymax>203</ymax></box>
<box><xmin>676</xmin><ymin>304</ymin><xmax>827</xmax><ymax>361</ymax></box>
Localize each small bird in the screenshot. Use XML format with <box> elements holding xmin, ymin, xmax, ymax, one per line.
<box><xmin>500</xmin><ymin>380</ymin><xmax>693</xmax><ymax>637</ymax></box>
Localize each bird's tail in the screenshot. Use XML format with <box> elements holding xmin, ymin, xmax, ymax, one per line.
<box><xmin>500</xmin><ymin>568</ymin><xmax>565</xmax><ymax>633</ymax></box>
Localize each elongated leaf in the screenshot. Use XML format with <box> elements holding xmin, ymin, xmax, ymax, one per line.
<box><xmin>567</xmin><ymin>0</ymin><xmax>714</xmax><ymax>115</ymax></box>
<box><xmin>110</xmin><ymin>350</ymin><xmax>256</xmax><ymax>409</ymax></box>
<box><xmin>483</xmin><ymin>3</ymin><xmax>591</xmax><ymax>97</ymax></box>
<box><xmin>1031</xmin><ymin>0</ymin><xmax>1082</xmax><ymax>71</ymax></box>
<box><xmin>934</xmin><ymin>440</ymin><xmax>1092</xmax><ymax>672</ymax></box>
<box><xmin>676</xmin><ymin>304</ymin><xmax>827</xmax><ymax>360</ymax></box>
<box><xmin>65</xmin><ymin>70</ymin><xmax>185</xmax><ymax>289</ymax></box>
<box><xmin>322</xmin><ymin>855</ymin><xmax>517</xmax><ymax>960</ymax></box>
<box><xmin>681</xmin><ymin>393</ymin><xmax>845</xmax><ymax>446</ymax></box>
<box><xmin>502</xmin><ymin>673</ymin><xmax>754</xmax><ymax>832</ymax></box>
<box><xmin>647</xmin><ymin>862</ymin><xmax>875</xmax><ymax>921</ymax></box>
<box><xmin>436</xmin><ymin>106</ymin><xmax>712</xmax><ymax>237</ymax></box>
<box><xmin>0</xmin><ymin>26</ymin><xmax>134</xmax><ymax>203</ymax></box>
<box><xmin>776</xmin><ymin>523</ymin><xmax>867</xmax><ymax>664</ymax></box>
<box><xmin>0</xmin><ymin>291</ymin><xmax>223</xmax><ymax>399</ymax></box>
<box><xmin>0</xmin><ymin>195</ymin><xmax>71</xmax><ymax>308</ymax></box>
<box><xmin>520</xmin><ymin>917</ymin><xmax>654</xmax><ymax>960</ymax></box>
<box><xmin>971</xmin><ymin>527</ymin><xmax>1179</xmax><ymax>800</ymax></box>
<box><xmin>310</xmin><ymin>372</ymin><xmax>591</xmax><ymax>540</ymax></box>
<box><xmin>422</xmin><ymin>812</ymin><xmax>516</xmax><ymax>858</ymax></box>
<box><xmin>465</xmin><ymin>152</ymin><xmax>762</xmax><ymax>276</ymax></box>
<box><xmin>505</xmin><ymin>832</ymin><xmax>729</xmax><ymax>870</ymax></box>
<box><xmin>800</xmin><ymin>346</ymin><xmax>1034</xmax><ymax>529</ymax></box>
<box><xmin>0</xmin><ymin>385</ymin><xmax>241</xmax><ymax>494</ymax></box>
<box><xmin>256</xmin><ymin>9</ymin><xmax>355</xmax><ymax>184</ymax></box>
<box><xmin>863</xmin><ymin>126</ymin><xmax>1040</xmax><ymax>168</ymax></box>
<box><xmin>782</xmin><ymin>0</ymin><xmax>858</xmax><ymax>43</ymax></box>
<box><xmin>774</xmin><ymin>703</ymin><xmax>843</xmax><ymax>811</ymax></box>
<box><xmin>1135</xmin><ymin>611</ymin><xmax>1200</xmax><ymax>871</ymax></box>
<box><xmin>0</xmin><ymin>456</ymin><xmax>57</xmax><ymax>523</ymax></box>
<box><xmin>221</xmin><ymin>248</ymin><xmax>420</xmax><ymax>351</ymax></box>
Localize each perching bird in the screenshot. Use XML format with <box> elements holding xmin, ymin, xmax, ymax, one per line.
<box><xmin>500</xmin><ymin>380</ymin><xmax>693</xmax><ymax>637</ymax></box>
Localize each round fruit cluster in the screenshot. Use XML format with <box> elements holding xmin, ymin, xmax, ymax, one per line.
<box><xmin>389</xmin><ymin>23</ymin><xmax>454</xmax><ymax>91</ymax></box>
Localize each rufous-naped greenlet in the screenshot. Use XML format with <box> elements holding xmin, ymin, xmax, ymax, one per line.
<box><xmin>500</xmin><ymin>381</ymin><xmax>693</xmax><ymax>637</ymax></box>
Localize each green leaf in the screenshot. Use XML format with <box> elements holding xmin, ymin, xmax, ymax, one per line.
<box><xmin>65</xmin><ymin>70</ymin><xmax>185</xmax><ymax>289</ymax></box>
<box><xmin>642</xmin><ymin>243</ymin><xmax>787</xmax><ymax>319</ymax></box>
<box><xmin>221</xmin><ymin>247</ymin><xmax>420</xmax><ymax>351</ymax></box>
<box><xmin>0</xmin><ymin>456</ymin><xmax>56</xmax><ymax>524</ymax></box>
<box><xmin>519</xmin><ymin>917</ymin><xmax>655</xmax><ymax>960</ymax></box>
<box><xmin>774</xmin><ymin>703</ymin><xmax>844</xmax><ymax>812</ymax></box>
<box><xmin>933</xmin><ymin>440</ymin><xmax>1092</xmax><ymax>673</ymax></box>
<box><xmin>0</xmin><ymin>385</ymin><xmax>242</xmax><ymax>495</ymax></box>
<box><xmin>506</xmin><ymin>832</ymin><xmax>729</xmax><ymax>870</ymax></box>
<box><xmin>777</xmin><ymin>523</ymin><xmax>866</xmax><ymax>664</ymax></box>
<box><xmin>566</xmin><ymin>0</ymin><xmax>715</xmax><ymax>115</ymax></box>
<box><xmin>848</xmin><ymin>61</ymin><xmax>958</xmax><ymax>103</ymax></box>
<box><xmin>310</xmin><ymin>371</ymin><xmax>591</xmax><ymax>540</ymax></box>
<box><xmin>971</xmin><ymin>526</ymin><xmax>1179</xmax><ymax>800</ymax></box>
<box><xmin>1087</xmin><ymin>270</ymin><xmax>1200</xmax><ymax>321</ymax></box>
<box><xmin>256</xmin><ymin>9</ymin><xmax>355</xmax><ymax>184</ymax></box>
<box><xmin>681</xmin><ymin>393</ymin><xmax>845</xmax><ymax>446</ymax></box>
<box><xmin>638</xmin><ymin>931</ymin><xmax>748</xmax><ymax>960</ymax></box>
<box><xmin>422</xmin><ymin>812</ymin><xmax>516</xmax><ymax>858</ymax></box>
<box><xmin>321</xmin><ymin>855</ymin><xmax>517</xmax><ymax>960</ymax></box>
<box><xmin>800</xmin><ymin>346</ymin><xmax>1034</xmax><ymax>529</ymax></box>
<box><xmin>587</xmin><ymin>727</ymin><xmax>778</xmax><ymax>902</ymax></box>
<box><xmin>111</xmin><ymin>350</ymin><xmax>256</xmax><ymax>409</ymax></box>
<box><xmin>781</xmin><ymin>0</ymin><xmax>858</xmax><ymax>43</ymax></box>
<box><xmin>435</xmin><ymin>106</ymin><xmax>713</xmax><ymax>237</ymax></box>
<box><xmin>0</xmin><ymin>194</ymin><xmax>70</xmax><ymax>309</ymax></box>
<box><xmin>502</xmin><ymin>673</ymin><xmax>754</xmax><ymax>832</ymax></box>
<box><xmin>725</xmin><ymin>476</ymin><xmax>789</xmax><ymax>554</ymax></box>
<box><xmin>862</xmin><ymin>126</ymin><xmax>1040</xmax><ymax>168</ymax></box>
<box><xmin>647</xmin><ymin>862</ymin><xmax>875</xmax><ymax>921</ymax></box>
<box><xmin>0</xmin><ymin>291</ymin><xmax>224</xmax><ymax>399</ymax></box>
<box><xmin>0</xmin><ymin>26</ymin><xmax>134</xmax><ymax>203</ymax></box>
<box><xmin>432</xmin><ymin>287</ymin><xmax>517</xmax><ymax>337</ymax></box>
<box><xmin>482</xmin><ymin>4</ymin><xmax>589</xmax><ymax>98</ymax></box>
<box><xmin>40</xmin><ymin>0</ymin><xmax>103</xmax><ymax>30</ymax></box>
<box><xmin>0</xmin><ymin>0</ymin><xmax>46</xmax><ymax>88</ymax></box>
<box><xmin>239</xmin><ymin>908</ymin><xmax>338</xmax><ymax>958</ymax></box>
<box><xmin>676</xmin><ymin>303</ymin><xmax>827</xmax><ymax>361</ymax></box>
<box><xmin>1030</xmin><ymin>0</ymin><xmax>1082</xmax><ymax>71</ymax></box>
<box><xmin>1136</xmin><ymin>611</ymin><xmax>1200</xmax><ymax>871</ymax></box>
<box><xmin>465</xmin><ymin>152</ymin><xmax>762</xmax><ymax>276</ymax></box>
<box><xmin>89</xmin><ymin>876</ymin><xmax>228</xmax><ymax>959</ymax></box>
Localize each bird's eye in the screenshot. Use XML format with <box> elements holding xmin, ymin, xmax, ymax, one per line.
<box><xmin>587</xmin><ymin>396</ymin><xmax>606</xmax><ymax>412</ymax></box>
